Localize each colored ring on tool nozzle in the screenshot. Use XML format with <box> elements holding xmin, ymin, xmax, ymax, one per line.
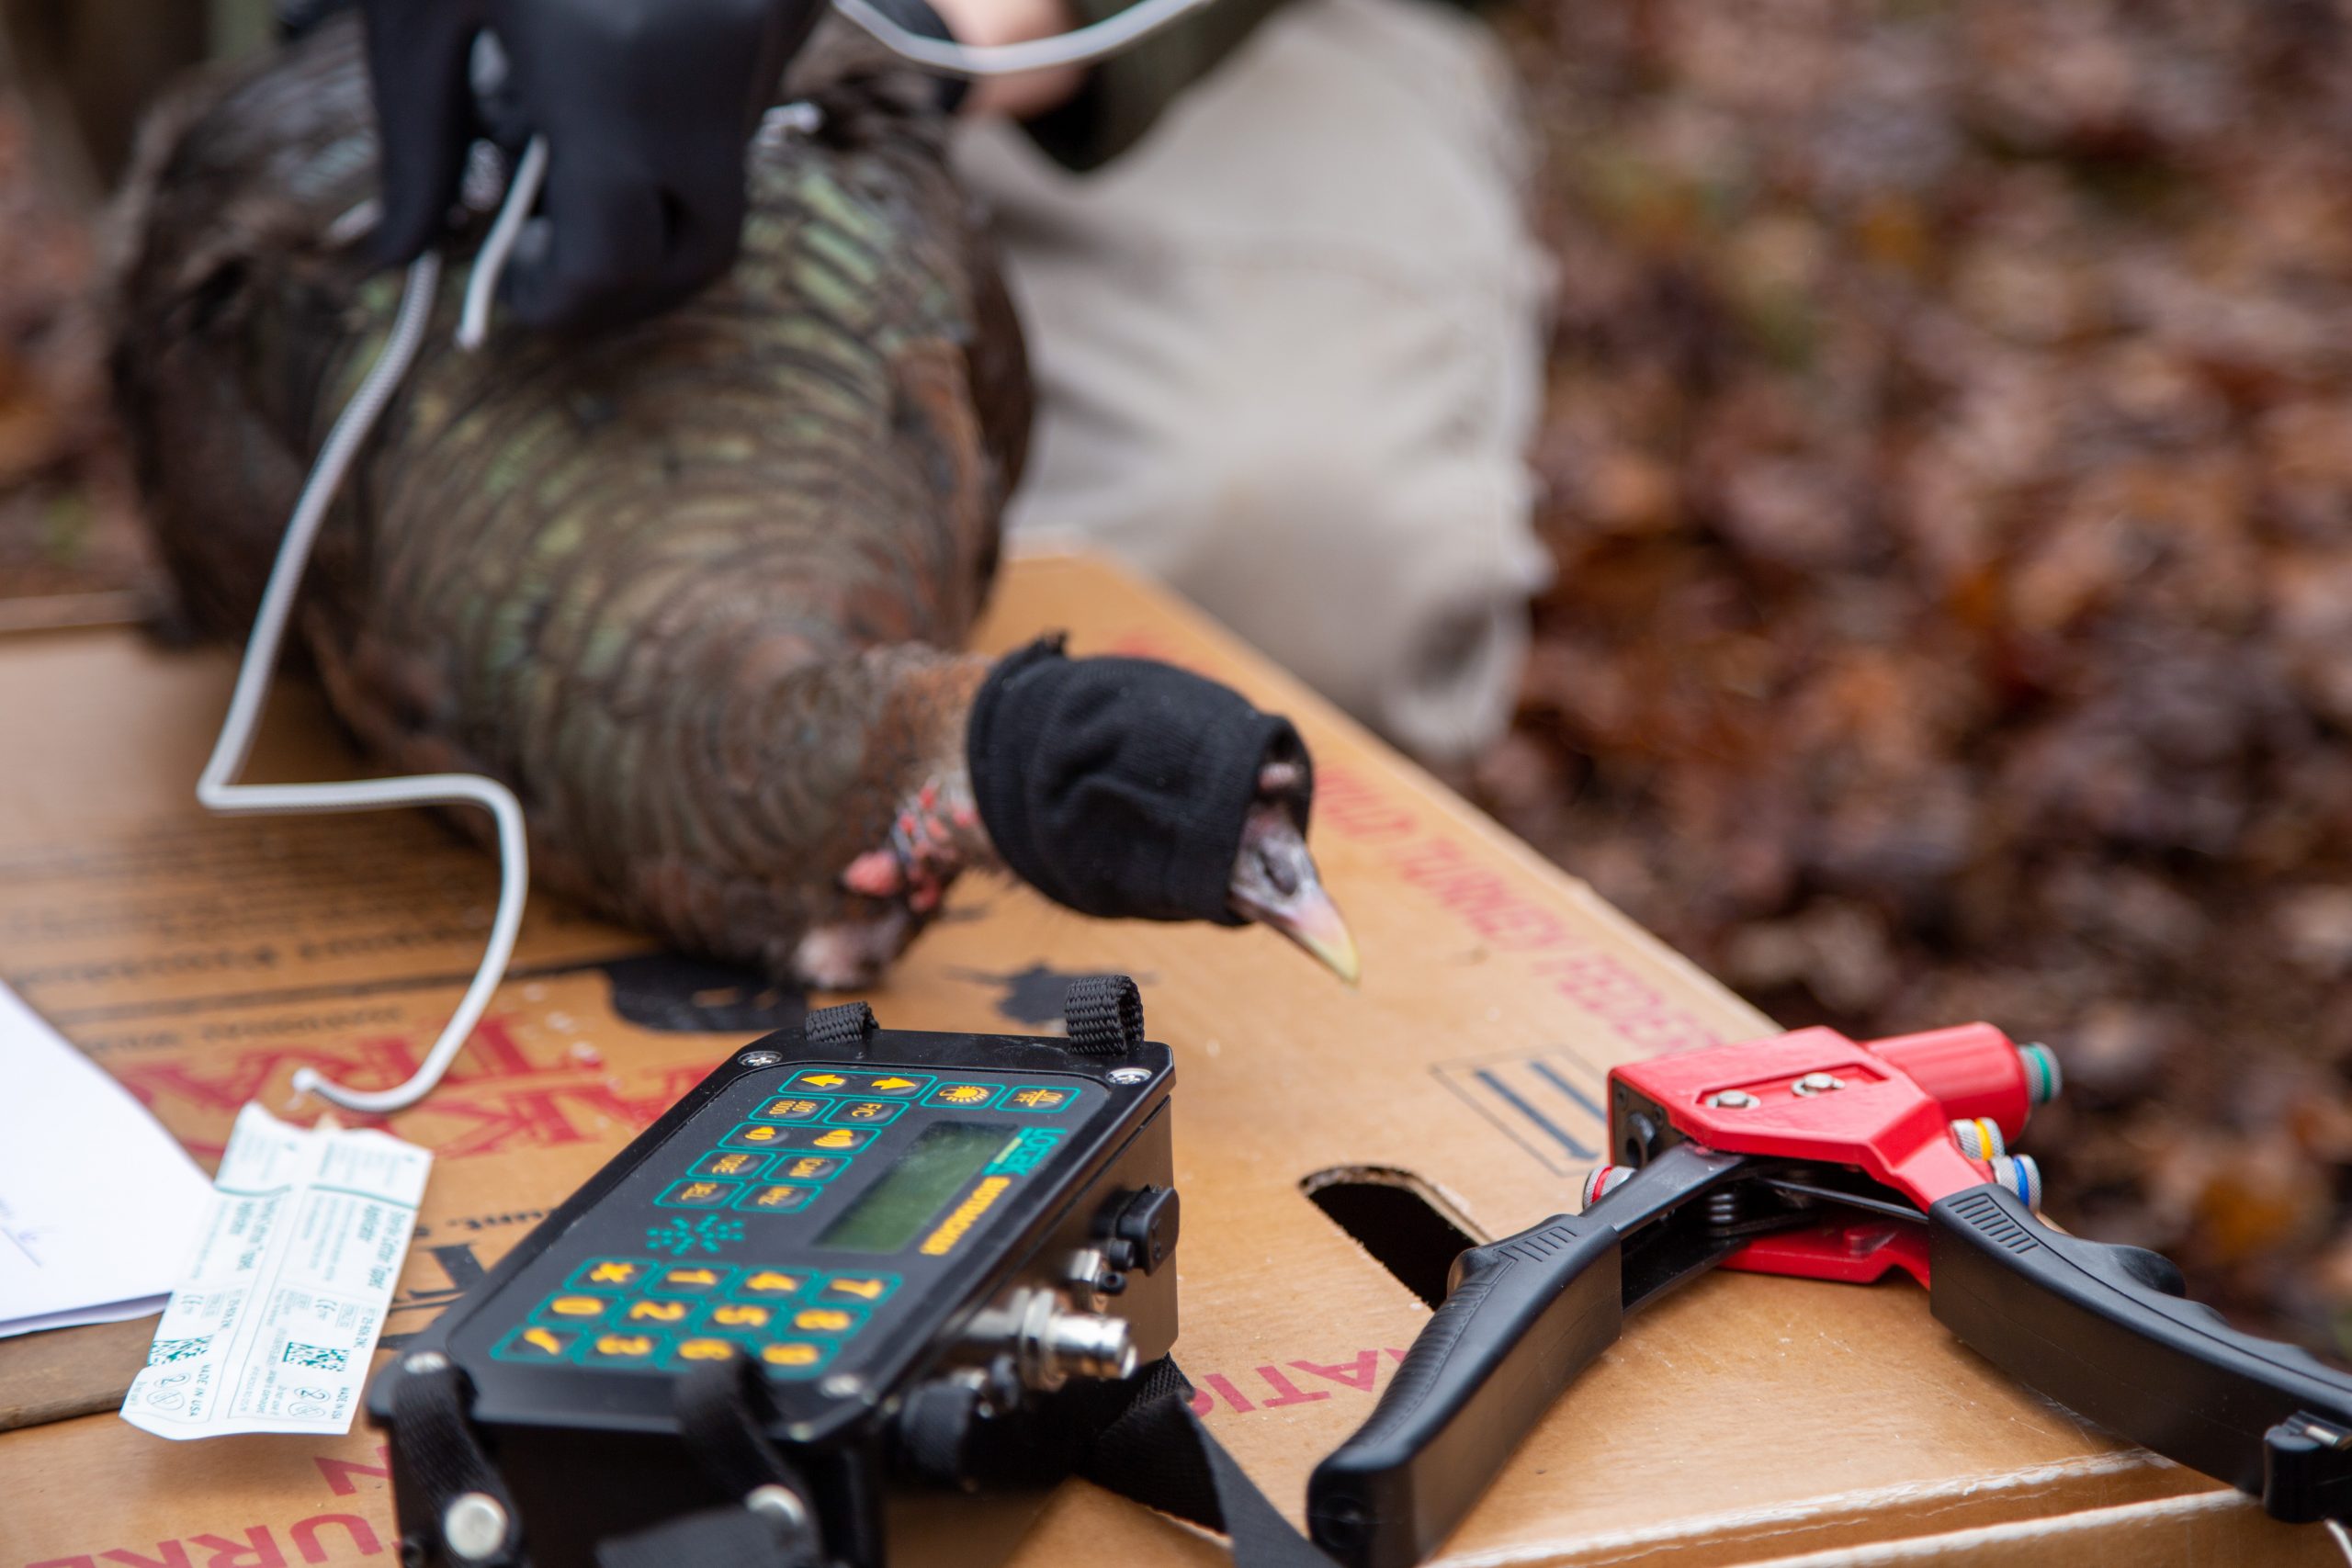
<box><xmin>1580</xmin><ymin>1165</ymin><xmax>1633</xmax><ymax>1208</ymax></box>
<box><xmin>1991</xmin><ymin>1154</ymin><xmax>2041</xmax><ymax>1210</ymax></box>
<box><xmin>1951</xmin><ymin>1117</ymin><xmax>2006</xmax><ymax>1162</ymax></box>
<box><xmin>2017</xmin><ymin>1043</ymin><xmax>2063</xmax><ymax>1106</ymax></box>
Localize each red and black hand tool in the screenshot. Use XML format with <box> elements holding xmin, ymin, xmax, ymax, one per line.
<box><xmin>1307</xmin><ymin>1024</ymin><xmax>2352</xmax><ymax>1568</ymax></box>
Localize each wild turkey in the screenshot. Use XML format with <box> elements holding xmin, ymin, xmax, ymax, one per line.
<box><xmin>108</xmin><ymin>16</ymin><xmax>1356</xmax><ymax>989</ymax></box>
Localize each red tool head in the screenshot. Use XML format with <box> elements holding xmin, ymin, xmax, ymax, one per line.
<box><xmin>1603</xmin><ymin>1024</ymin><xmax>2062</xmax><ymax>1287</ymax></box>
<box><xmin>1861</xmin><ymin>1024</ymin><xmax>2056</xmax><ymax>1139</ymax></box>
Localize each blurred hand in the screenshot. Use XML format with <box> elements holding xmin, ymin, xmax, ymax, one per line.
<box><xmin>924</xmin><ymin>0</ymin><xmax>1083</xmax><ymax>119</ymax></box>
<box><xmin>358</xmin><ymin>0</ymin><xmax>828</xmax><ymax>332</ymax></box>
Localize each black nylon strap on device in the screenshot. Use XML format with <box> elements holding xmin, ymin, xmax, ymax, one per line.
<box><xmin>803</xmin><ymin>999</ymin><xmax>877</xmax><ymax>1054</ymax></box>
<box><xmin>1087</xmin><ymin>1358</ymin><xmax>1340</xmax><ymax>1568</ymax></box>
<box><xmin>389</xmin><ymin>1357</ymin><xmax>526</xmax><ymax>1567</ymax></box>
<box><xmin>1063</xmin><ymin>974</ymin><xmax>1148</xmax><ymax>1056</ymax></box>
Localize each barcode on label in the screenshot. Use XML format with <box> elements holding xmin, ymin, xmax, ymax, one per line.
<box><xmin>148</xmin><ymin>1337</ymin><xmax>210</xmax><ymax>1365</ymax></box>
<box><xmin>282</xmin><ymin>1342</ymin><xmax>349</xmax><ymax>1372</ymax></box>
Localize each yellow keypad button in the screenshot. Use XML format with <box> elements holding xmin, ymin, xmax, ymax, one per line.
<box><xmin>695</xmin><ymin>1151</ymin><xmax>766</xmax><ymax>1179</ymax></box>
<box><xmin>1008</xmin><ymin>1087</ymin><xmax>1071</xmax><ymax>1111</ymax></box>
<box><xmin>658</xmin><ymin>1179</ymin><xmax>742</xmax><ymax>1208</ymax></box>
<box><xmin>835</xmin><ymin>1101</ymin><xmax>895</xmax><ymax>1122</ymax></box>
<box><xmin>761</xmin><ymin>1342</ymin><xmax>827</xmax><ymax>1369</ymax></box>
<box><xmin>924</xmin><ymin>1083</ymin><xmax>999</xmax><ymax>1108</ymax></box>
<box><xmin>736</xmin><ymin>1183</ymin><xmax>815</xmax><ymax>1213</ymax></box>
<box><xmin>590</xmin><ymin>1335</ymin><xmax>657</xmax><ymax>1359</ymax></box>
<box><xmin>674</xmin><ymin>1338</ymin><xmax>738</xmax><ymax>1362</ymax></box>
<box><xmin>654</xmin><ymin>1266</ymin><xmax>727</xmax><ymax>1294</ymax></box>
<box><xmin>781</xmin><ymin>1156</ymin><xmax>844</xmax><ymax>1181</ymax></box>
<box><xmin>564</xmin><ymin>1258</ymin><xmax>658</xmax><ymax>1294</ymax></box>
<box><xmin>545</xmin><ymin>1294</ymin><xmax>609</xmax><ymax>1319</ymax></box>
<box><xmin>798</xmin><ymin>1074</ymin><xmax>850</xmax><ymax>1089</ymax></box>
<box><xmin>765</xmin><ymin>1125</ymin><xmax>876</xmax><ymax>1153</ymax></box>
<box><xmin>709</xmin><ymin>1303</ymin><xmax>774</xmax><ymax>1330</ymax></box>
<box><xmin>740</xmin><ymin>1269</ymin><xmax>808</xmax><ymax>1297</ymax></box>
<box><xmin>494</xmin><ymin>1325</ymin><xmax>573</xmax><ymax>1362</ymax></box>
<box><xmin>736</xmin><ymin>1126</ymin><xmax>781</xmax><ymax>1144</ymax></box>
<box><xmin>625</xmin><ymin>1300</ymin><xmax>689</xmax><ymax>1324</ymax></box>
<box><xmin>756</xmin><ymin>1098</ymin><xmax>831</xmax><ymax>1122</ymax></box>
<box><xmin>866</xmin><ymin>1076</ymin><xmax>922</xmax><ymax>1093</ymax></box>
<box><xmin>792</xmin><ymin>1308</ymin><xmax>858</xmax><ymax>1335</ymax></box>
<box><xmin>819</xmin><ymin>1276</ymin><xmax>895</xmax><ymax>1303</ymax></box>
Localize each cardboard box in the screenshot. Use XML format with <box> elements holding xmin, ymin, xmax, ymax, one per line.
<box><xmin>0</xmin><ymin>554</ymin><xmax>2330</xmax><ymax>1566</ymax></box>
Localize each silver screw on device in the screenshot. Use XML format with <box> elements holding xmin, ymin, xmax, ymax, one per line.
<box><xmin>1707</xmin><ymin>1089</ymin><xmax>1758</xmax><ymax>1110</ymax></box>
<box><xmin>739</xmin><ymin>1049</ymin><xmax>784</xmax><ymax>1068</ymax></box>
<box><xmin>1792</xmin><ymin>1072</ymin><xmax>1845</xmax><ymax>1096</ymax></box>
<box><xmin>1106</xmin><ymin>1067</ymin><xmax>1150</xmax><ymax>1086</ymax></box>
<box><xmin>819</xmin><ymin>1372</ymin><xmax>868</xmax><ymax>1400</ymax></box>
<box><xmin>442</xmin><ymin>1493</ymin><xmax>510</xmax><ymax>1563</ymax></box>
<box><xmin>743</xmin><ymin>1483</ymin><xmax>812</xmax><ymax>1536</ymax></box>
<box><xmin>403</xmin><ymin>1351</ymin><xmax>450</xmax><ymax>1375</ymax></box>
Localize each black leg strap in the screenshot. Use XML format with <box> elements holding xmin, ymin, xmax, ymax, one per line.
<box><xmin>1082</xmin><ymin>1359</ymin><xmax>1340</xmax><ymax>1568</ymax></box>
<box><xmin>673</xmin><ymin>1355</ymin><xmax>823</xmax><ymax>1508</ymax></box>
<box><xmin>387</xmin><ymin>1354</ymin><xmax>526</xmax><ymax>1567</ymax></box>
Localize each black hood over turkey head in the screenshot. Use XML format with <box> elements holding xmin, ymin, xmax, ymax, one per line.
<box><xmin>967</xmin><ymin>637</ymin><xmax>1358</xmax><ymax>981</ymax></box>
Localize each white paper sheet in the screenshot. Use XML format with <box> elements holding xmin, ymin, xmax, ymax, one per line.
<box><xmin>0</xmin><ymin>978</ymin><xmax>213</xmax><ymax>1337</ymax></box>
<box><xmin>120</xmin><ymin>1103</ymin><xmax>430</xmax><ymax>1439</ymax></box>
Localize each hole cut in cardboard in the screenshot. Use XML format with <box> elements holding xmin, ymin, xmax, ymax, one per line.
<box><xmin>1301</xmin><ymin>1167</ymin><xmax>1482</xmax><ymax>1309</ymax></box>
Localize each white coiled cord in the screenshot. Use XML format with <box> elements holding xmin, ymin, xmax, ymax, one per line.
<box><xmin>205</xmin><ymin>141</ymin><xmax>548</xmax><ymax>1117</ymax></box>
<box><xmin>831</xmin><ymin>0</ymin><xmax>1216</xmax><ymax>77</ymax></box>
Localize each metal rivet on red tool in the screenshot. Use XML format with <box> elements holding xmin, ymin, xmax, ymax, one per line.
<box><xmin>1792</xmin><ymin>1072</ymin><xmax>1845</xmax><ymax>1096</ymax></box>
<box><xmin>1706</xmin><ymin>1089</ymin><xmax>1758</xmax><ymax>1110</ymax></box>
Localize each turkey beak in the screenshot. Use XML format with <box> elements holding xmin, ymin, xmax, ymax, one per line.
<box><xmin>1227</xmin><ymin>799</ymin><xmax>1360</xmax><ymax>986</ymax></box>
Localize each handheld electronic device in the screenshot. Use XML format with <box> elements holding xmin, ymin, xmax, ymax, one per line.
<box><xmin>369</xmin><ymin>977</ymin><xmax>1180</xmax><ymax>1568</ymax></box>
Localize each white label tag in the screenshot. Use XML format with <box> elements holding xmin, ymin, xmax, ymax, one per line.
<box><xmin>120</xmin><ymin>1103</ymin><xmax>431</xmax><ymax>1440</ymax></box>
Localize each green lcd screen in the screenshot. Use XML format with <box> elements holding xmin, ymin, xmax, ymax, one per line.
<box><xmin>817</xmin><ymin>1122</ymin><xmax>1012</xmax><ymax>1255</ymax></box>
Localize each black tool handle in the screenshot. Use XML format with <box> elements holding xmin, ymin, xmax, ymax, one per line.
<box><xmin>1306</xmin><ymin>1215</ymin><xmax>1622</xmax><ymax>1568</ymax></box>
<box><xmin>1930</xmin><ymin>1184</ymin><xmax>2352</xmax><ymax>1522</ymax></box>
